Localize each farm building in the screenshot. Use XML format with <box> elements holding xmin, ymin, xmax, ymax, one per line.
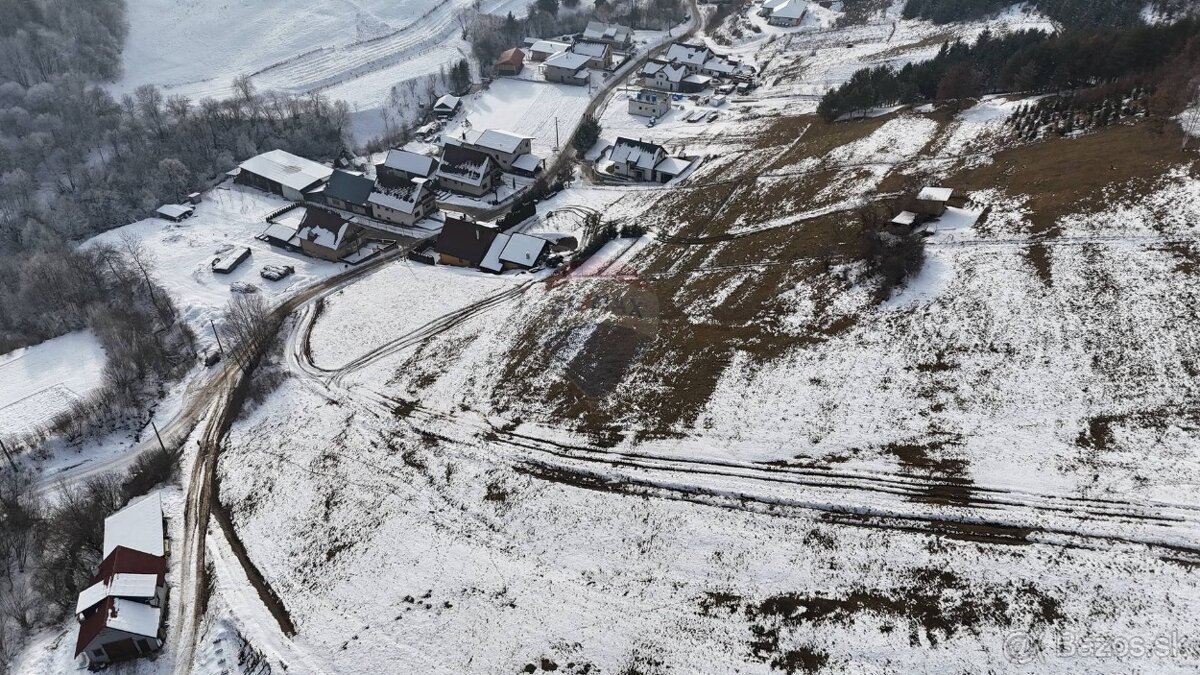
<box><xmin>155</xmin><ymin>203</ymin><xmax>193</xmax><ymax>222</ymax></box>
<box><xmin>768</xmin><ymin>0</ymin><xmax>807</xmax><ymax>26</ymax></box>
<box><xmin>582</xmin><ymin>20</ymin><xmax>633</xmax><ymax>49</ymax></box>
<box><xmin>609</xmin><ymin>137</ymin><xmax>689</xmax><ymax>183</ymax></box>
<box><xmin>436</xmin><ymin>145</ymin><xmax>499</xmax><ymax>197</ymax></box>
<box><xmin>211</xmin><ymin>246</ymin><xmax>251</xmax><ymax>274</ymax></box>
<box><xmin>479</xmin><ymin>232</ymin><xmax>550</xmax><ymax>272</ymax></box>
<box><xmin>320</xmin><ymin>169</ymin><xmax>375</xmax><ymax>216</ymax></box>
<box><xmin>435</xmin><ymin>217</ymin><xmax>499</xmax><ymax>267</ymax></box>
<box><xmin>234</xmin><ymin>149</ymin><xmax>333</xmax><ymax>202</ymax></box>
<box><xmin>495</xmin><ymin>48</ymin><xmax>526</xmax><ymax>76</ymax></box>
<box><xmin>433</xmin><ymin>94</ymin><xmax>462</xmax><ymax>118</ymax></box>
<box><xmin>913</xmin><ymin>187</ymin><xmax>957</xmax><ymax>217</ymax></box>
<box><xmin>629</xmin><ymin>89</ymin><xmax>671</xmax><ymax>118</ymax></box>
<box><xmin>528</xmin><ymin>39</ymin><xmax>570</xmax><ymax>61</ymax></box>
<box><xmin>75</xmin><ymin>493</ymin><xmax>168</xmax><ymax>667</ymax></box>
<box><xmin>296</xmin><ymin>207</ymin><xmax>363</xmax><ymax>262</ymax></box>
<box><xmin>543</xmin><ymin>51</ymin><xmax>591</xmax><ymax>85</ymax></box>
<box><xmin>759</xmin><ymin>0</ymin><xmax>788</xmax><ymax>15</ymax></box>
<box><xmin>377</xmin><ymin>149</ymin><xmax>438</xmax><ymax>188</ymax></box>
<box><xmin>368</xmin><ymin>180</ymin><xmax>437</xmax><ymax>227</ymax></box>
<box><xmin>570</xmin><ymin>40</ymin><xmax>612</xmax><ymax>70</ymax></box>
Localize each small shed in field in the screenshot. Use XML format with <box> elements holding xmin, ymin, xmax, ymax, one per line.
<box><xmin>913</xmin><ymin>187</ymin><xmax>955</xmax><ymax>217</ymax></box>
<box><xmin>156</xmin><ymin>204</ymin><xmax>193</xmax><ymax>222</ymax></box>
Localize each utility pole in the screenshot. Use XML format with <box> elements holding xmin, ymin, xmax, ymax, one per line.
<box><xmin>150</xmin><ymin>421</ymin><xmax>166</xmax><ymax>452</ymax></box>
<box><xmin>554</xmin><ymin>116</ymin><xmax>560</xmax><ymax>151</ymax></box>
<box><xmin>210</xmin><ymin>319</ymin><xmax>225</xmax><ymax>355</ymax></box>
<box><xmin>0</xmin><ymin>439</ymin><xmax>15</xmax><ymax>472</ymax></box>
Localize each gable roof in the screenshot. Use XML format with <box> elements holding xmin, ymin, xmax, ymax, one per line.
<box><xmin>435</xmin><ymin>217</ymin><xmax>498</xmax><ymax>265</ymax></box>
<box><xmin>583</xmin><ymin>20</ymin><xmax>631</xmax><ymax>43</ymax></box>
<box><xmin>479</xmin><ymin>232</ymin><xmax>511</xmax><ymax>272</ymax></box>
<box><xmin>496</xmin><ymin>47</ymin><xmax>525</xmax><ymax>66</ymax></box>
<box><xmin>298</xmin><ymin>207</ymin><xmax>355</xmax><ymax>250</ymax></box>
<box><xmin>76</xmin><ymin>573</ymin><xmax>160</xmax><ymax>615</ymax></box>
<box><xmin>103</xmin><ymin>493</ymin><xmax>164</xmax><ymax>559</ymax></box>
<box><xmin>239</xmin><ymin>150</ymin><xmax>333</xmax><ymax>193</ymax></box>
<box><xmin>571</xmin><ymin>40</ymin><xmax>610</xmax><ymax>59</ymax></box>
<box><xmin>665</xmin><ymin>42</ymin><xmax>712</xmax><ymax>67</ymax></box>
<box><xmin>325</xmin><ymin>169</ymin><xmax>375</xmax><ymax>207</ymax></box>
<box><xmin>75</xmin><ymin>597</ymin><xmax>162</xmax><ymax>656</ymax></box>
<box><xmin>156</xmin><ymin>204</ymin><xmax>193</xmax><ymax>219</ymax></box>
<box><xmin>467</xmin><ymin>129</ymin><xmax>531</xmax><ymax>155</ymax></box>
<box><xmin>94</xmin><ymin>546</ymin><xmax>167</xmax><ymax>586</ymax></box>
<box><xmin>499</xmin><ymin>233</ymin><xmax>548</xmax><ymax>268</ymax></box>
<box><xmin>611</xmin><ymin>137</ymin><xmax>667</xmax><ymax>171</ymax></box>
<box><xmin>368</xmin><ymin>181</ymin><xmax>429</xmax><ymax>215</ymax></box>
<box><xmin>438</xmin><ymin>145</ymin><xmax>494</xmax><ymax>187</ymax></box>
<box><xmin>545</xmin><ymin>51</ymin><xmax>591</xmax><ymax>71</ymax></box>
<box><xmin>434</xmin><ymin>94</ymin><xmax>461</xmax><ymax>111</ymax></box>
<box><xmin>530</xmin><ymin>39</ymin><xmax>570</xmax><ymax>55</ymax></box>
<box><xmin>771</xmin><ymin>0</ymin><xmax>807</xmax><ymax>19</ymax></box>
<box><xmin>917</xmin><ymin>186</ymin><xmax>954</xmax><ymax>202</ymax></box>
<box><xmin>382</xmin><ymin>149</ymin><xmax>436</xmax><ymax>178</ymax></box>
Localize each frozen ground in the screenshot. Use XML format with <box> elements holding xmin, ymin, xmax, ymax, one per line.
<box><xmin>442</xmin><ymin>79</ymin><xmax>596</xmax><ymax>158</ymax></box>
<box><xmin>0</xmin><ymin>331</ymin><xmax>107</xmax><ymax>438</ymax></box>
<box><xmin>85</xmin><ymin>184</ymin><xmax>345</xmax><ymax>353</ymax></box>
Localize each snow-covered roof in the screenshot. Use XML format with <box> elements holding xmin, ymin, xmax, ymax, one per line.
<box><xmin>611</xmin><ymin>137</ymin><xmax>667</xmax><ymax>171</ymax></box>
<box><xmin>499</xmin><ymin>233</ymin><xmax>548</xmax><ymax>267</ymax></box>
<box><xmin>368</xmin><ymin>183</ymin><xmax>426</xmax><ymax>214</ymax></box>
<box><xmin>298</xmin><ymin>209</ymin><xmax>353</xmax><ymax>249</ymax></box>
<box><xmin>571</xmin><ymin>41</ymin><xmax>609</xmax><ymax>59</ymax></box>
<box><xmin>261</xmin><ymin>221</ymin><xmax>299</xmax><ymax>244</ymax></box>
<box><xmin>654</xmin><ymin>156</ymin><xmax>690</xmax><ymax>177</ymax></box>
<box><xmin>683</xmin><ymin>74</ymin><xmax>712</xmax><ymax>85</ymax></box>
<box><xmin>76</xmin><ymin>573</ymin><xmax>160</xmax><ymax>615</ymax></box>
<box><xmin>771</xmin><ymin>0</ymin><xmax>807</xmax><ymax>19</ymax></box>
<box><xmin>641</xmin><ymin>59</ymin><xmax>667</xmax><ymax>76</ymax></box>
<box><xmin>512</xmin><ymin>153</ymin><xmax>541</xmax><ymax>173</ymax></box>
<box><xmin>468</xmin><ymin>129</ymin><xmax>531</xmax><ymax>155</ymax></box>
<box><xmin>103</xmin><ymin>492</ymin><xmax>164</xmax><ymax>558</ymax></box>
<box><xmin>891</xmin><ymin>211</ymin><xmax>918</xmax><ymax>226</ymax></box>
<box><xmin>438</xmin><ymin>145</ymin><xmax>493</xmax><ymax>187</ymax></box>
<box><xmin>156</xmin><ymin>204</ymin><xmax>193</xmax><ymax>219</ymax></box>
<box><xmin>496</xmin><ymin>47</ymin><xmax>525</xmax><ymax>65</ymax></box>
<box><xmin>665</xmin><ymin>43</ymin><xmax>711</xmax><ymax>68</ymax></box>
<box><xmin>530</xmin><ymin>39</ymin><xmax>570</xmax><ymax>55</ymax></box>
<box><xmin>545</xmin><ymin>51</ymin><xmax>591</xmax><ymax>71</ymax></box>
<box><xmin>583</xmin><ymin>20</ymin><xmax>631</xmax><ymax>43</ymax></box>
<box><xmin>479</xmin><ymin>232</ymin><xmax>511</xmax><ymax>272</ymax></box>
<box><xmin>917</xmin><ymin>186</ymin><xmax>955</xmax><ymax>202</ymax></box>
<box><xmin>434</xmin><ymin>94</ymin><xmax>461</xmax><ymax>111</ymax></box>
<box><xmin>762</xmin><ymin>0</ymin><xmax>788</xmax><ymax>9</ymax></box>
<box><xmin>382</xmin><ymin>149</ymin><xmax>435</xmax><ymax>177</ymax></box>
<box><xmin>239</xmin><ymin>149</ymin><xmax>333</xmax><ymax>193</ymax></box>
<box><xmin>703</xmin><ymin>58</ymin><xmax>737</xmax><ymax>75</ymax></box>
<box><xmin>107</xmin><ymin>598</ymin><xmax>161</xmax><ymax>638</ymax></box>
<box><xmin>76</xmin><ymin>581</ymin><xmax>107</xmax><ymax>615</ymax></box>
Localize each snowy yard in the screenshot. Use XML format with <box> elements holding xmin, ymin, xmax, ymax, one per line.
<box><xmin>0</xmin><ymin>331</ymin><xmax>107</xmax><ymax>438</ymax></box>
<box><xmin>442</xmin><ymin>78</ymin><xmax>595</xmax><ymax>158</ymax></box>
<box><xmin>85</xmin><ymin>185</ymin><xmax>346</xmax><ymax>351</ymax></box>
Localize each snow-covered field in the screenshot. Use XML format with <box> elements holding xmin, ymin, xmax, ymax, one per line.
<box><xmin>443</xmin><ymin>79</ymin><xmax>596</xmax><ymax>158</ymax></box>
<box><xmin>0</xmin><ymin>331</ymin><xmax>107</xmax><ymax>437</ymax></box>
<box><xmin>85</xmin><ymin>185</ymin><xmax>345</xmax><ymax>352</ymax></box>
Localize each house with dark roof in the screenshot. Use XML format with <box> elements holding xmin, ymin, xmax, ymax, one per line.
<box><xmin>321</xmin><ymin>169</ymin><xmax>375</xmax><ymax>215</ymax></box>
<box><xmin>495</xmin><ymin>47</ymin><xmax>526</xmax><ymax>76</ymax></box>
<box><xmin>377</xmin><ymin>149</ymin><xmax>438</xmax><ymax>188</ymax></box>
<box><xmin>436</xmin><ymin>144</ymin><xmax>499</xmax><ymax>197</ymax></box>
<box><xmin>75</xmin><ymin>493</ymin><xmax>168</xmax><ymax>667</ymax></box>
<box><xmin>608</xmin><ymin>137</ymin><xmax>690</xmax><ymax>183</ymax></box>
<box><xmin>296</xmin><ymin>207</ymin><xmax>363</xmax><ymax>261</ymax></box>
<box><xmin>435</xmin><ymin>216</ymin><xmax>499</xmax><ymax>267</ymax></box>
<box><xmin>368</xmin><ymin>180</ymin><xmax>437</xmax><ymax>227</ymax></box>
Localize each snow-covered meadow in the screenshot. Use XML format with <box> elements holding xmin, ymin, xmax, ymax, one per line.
<box><xmin>0</xmin><ymin>331</ymin><xmax>107</xmax><ymax>437</ymax></box>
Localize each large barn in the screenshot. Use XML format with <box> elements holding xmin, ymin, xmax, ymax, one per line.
<box><xmin>234</xmin><ymin>149</ymin><xmax>333</xmax><ymax>202</ymax></box>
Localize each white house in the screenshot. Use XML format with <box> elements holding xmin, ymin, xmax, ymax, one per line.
<box><xmin>629</xmin><ymin>89</ymin><xmax>671</xmax><ymax>118</ymax></box>
<box><xmin>582</xmin><ymin>20</ymin><xmax>633</xmax><ymax>49</ymax></box>
<box><xmin>768</xmin><ymin>0</ymin><xmax>807</xmax><ymax>26</ymax></box>
<box><xmin>433</xmin><ymin>94</ymin><xmax>461</xmax><ymax>117</ymax></box>
<box><xmin>456</xmin><ymin>129</ymin><xmax>538</xmax><ymax>174</ymax></box>
<box><xmin>608</xmin><ymin>137</ymin><xmax>689</xmax><ymax>183</ymax></box>
<box><xmin>570</xmin><ymin>40</ymin><xmax>612</xmax><ymax>69</ymax></box>
<box><xmin>528</xmin><ymin>39</ymin><xmax>571</xmax><ymax>61</ymax></box>
<box><xmin>368</xmin><ymin>180</ymin><xmax>437</xmax><ymax>227</ymax></box>
<box><xmin>544</xmin><ymin>51</ymin><xmax>591</xmax><ymax>85</ymax></box>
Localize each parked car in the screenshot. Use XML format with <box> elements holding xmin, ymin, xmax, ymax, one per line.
<box><xmin>202</xmin><ymin>349</ymin><xmax>221</xmax><ymax>367</ymax></box>
<box><xmin>260</xmin><ymin>264</ymin><xmax>295</xmax><ymax>281</ymax></box>
<box><xmin>230</xmin><ymin>281</ymin><xmax>259</xmax><ymax>294</ymax></box>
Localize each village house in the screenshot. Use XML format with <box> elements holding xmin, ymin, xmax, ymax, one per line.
<box><xmin>913</xmin><ymin>186</ymin><xmax>957</xmax><ymax>217</ymax></box>
<box><xmin>543</xmin><ymin>51</ymin><xmax>591</xmax><ymax>86</ymax></box>
<box><xmin>608</xmin><ymin>137</ymin><xmax>690</xmax><ymax>183</ymax></box>
<box><xmin>570</xmin><ymin>40</ymin><xmax>612</xmax><ymax>70</ymax></box>
<box><xmin>296</xmin><ymin>207</ymin><xmax>363</xmax><ymax>261</ymax></box>
<box><xmin>320</xmin><ymin>169</ymin><xmax>375</xmax><ymax>216</ymax></box>
<box><xmin>768</xmin><ymin>0</ymin><xmax>808</xmax><ymax>26</ymax></box>
<box><xmin>367</xmin><ymin>180</ymin><xmax>437</xmax><ymax>227</ymax></box>
<box><xmin>75</xmin><ymin>493</ymin><xmax>168</xmax><ymax>668</ymax></box>
<box><xmin>436</xmin><ymin>144</ymin><xmax>499</xmax><ymax>197</ymax></box>
<box><xmin>454</xmin><ymin>129</ymin><xmax>540</xmax><ymax>175</ymax></box>
<box><xmin>642</xmin><ymin>60</ymin><xmax>710</xmax><ymax>93</ymax></box>
<box><xmin>432</xmin><ymin>94</ymin><xmax>462</xmax><ymax>118</ymax></box>
<box><xmin>629</xmin><ymin>88</ymin><xmax>671</xmax><ymax>118</ymax></box>
<box><xmin>376</xmin><ymin>149</ymin><xmax>438</xmax><ymax>188</ymax></box>
<box><xmin>155</xmin><ymin>203</ymin><xmax>193</xmax><ymax>222</ymax></box>
<box><xmin>435</xmin><ymin>216</ymin><xmax>499</xmax><ymax>267</ymax></box>
<box><xmin>495</xmin><ymin>47</ymin><xmax>526</xmax><ymax>76</ymax></box>
<box><xmin>582</xmin><ymin>20</ymin><xmax>633</xmax><ymax>49</ymax></box>
<box><xmin>527</xmin><ymin>39</ymin><xmax>570</xmax><ymax>62</ymax></box>
<box><xmin>234</xmin><ymin>149</ymin><xmax>333</xmax><ymax>202</ymax></box>
<box><xmin>664</xmin><ymin>43</ymin><xmax>712</xmax><ymax>70</ymax></box>
<box><xmin>479</xmin><ymin>231</ymin><xmax>550</xmax><ymax>272</ymax></box>
<box><xmin>759</xmin><ymin>0</ymin><xmax>788</xmax><ymax>16</ymax></box>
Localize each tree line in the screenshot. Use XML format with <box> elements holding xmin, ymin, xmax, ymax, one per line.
<box><xmin>817</xmin><ymin>19</ymin><xmax>1200</xmax><ymax>122</ymax></box>
<box><xmin>902</xmin><ymin>0</ymin><xmax>1193</xmax><ymax>28</ymax></box>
